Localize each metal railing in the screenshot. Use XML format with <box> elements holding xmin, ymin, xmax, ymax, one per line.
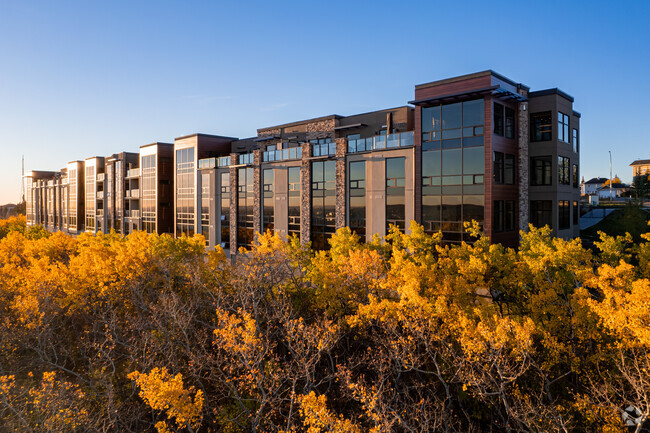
<box><xmin>263</xmin><ymin>147</ymin><xmax>302</xmax><ymax>162</ymax></box>
<box><xmin>198</xmin><ymin>156</ymin><xmax>231</xmax><ymax>169</ymax></box>
<box><xmin>348</xmin><ymin>131</ymin><xmax>414</xmax><ymax>153</ymax></box>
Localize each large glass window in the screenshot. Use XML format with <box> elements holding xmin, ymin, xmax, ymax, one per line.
<box><xmin>237</xmin><ymin>167</ymin><xmax>254</xmax><ymax>249</ymax></box>
<box><xmin>386</xmin><ymin>157</ymin><xmax>405</xmax><ymax>233</ymax></box>
<box><xmin>176</xmin><ymin>148</ymin><xmax>195</xmax><ymax>236</ymax></box>
<box><xmin>142</xmin><ymin>155</ymin><xmax>157</xmax><ymax>233</ymax></box>
<box><xmin>200</xmin><ymin>172</ymin><xmax>210</xmax><ymax>244</ymax></box>
<box><xmin>559</xmin><ymin>200</ymin><xmax>570</xmax><ymax>229</ymax></box>
<box><xmin>558</xmin><ymin>112</ymin><xmax>570</xmax><ymax>143</ymax></box>
<box><xmin>422</xmin><ymin>99</ymin><xmax>484</xmax><ymax>149</ymax></box>
<box><xmin>530</xmin><ymin>200</ymin><xmax>552</xmax><ymax>229</ymax></box>
<box><xmin>85</xmin><ymin>165</ymin><xmax>95</xmax><ymax>231</ymax></box>
<box><xmin>572</xmin><ymin>164</ymin><xmax>578</xmax><ymax>188</ymax></box>
<box><xmin>530</xmin><ymin>156</ymin><xmax>552</xmax><ymax>186</ymax></box>
<box><xmin>348</xmin><ymin>161</ymin><xmax>365</xmax><ymax>237</ymax></box>
<box><xmin>422</xmin><ymin>99</ymin><xmax>485</xmax><ymax>243</ymax></box>
<box><xmin>531</xmin><ymin>112</ymin><xmax>552</xmax><ymax>142</ymax></box>
<box><xmin>311</xmin><ymin>160</ymin><xmax>336</xmax><ymax>250</ymax></box>
<box><xmin>220</xmin><ymin>172</ymin><xmax>230</xmax><ymax>250</ymax></box>
<box><xmin>68</xmin><ymin>169</ymin><xmax>77</xmax><ymax>229</ymax></box>
<box><xmin>288</xmin><ymin>167</ymin><xmax>301</xmax><ymax>240</ymax></box>
<box><xmin>558</xmin><ymin>156</ymin><xmax>570</xmax><ymax>185</ymax></box>
<box><xmin>573</xmin><ymin>201</ymin><xmax>579</xmax><ymax>225</ymax></box>
<box><xmin>263</xmin><ymin>169</ymin><xmax>274</xmax><ymax>232</ymax></box>
<box><xmin>115</xmin><ymin>161</ymin><xmax>122</xmax><ymax>233</ymax></box>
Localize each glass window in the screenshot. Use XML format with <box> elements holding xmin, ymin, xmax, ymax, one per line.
<box><xmin>442</xmin><ymin>148</ymin><xmax>462</xmax><ymax>176</ymax></box>
<box><xmin>558</xmin><ymin>156</ymin><xmax>570</xmax><ymax>185</ymax></box>
<box><xmin>572</xmin><ymin>128</ymin><xmax>579</xmax><ymax>153</ymax></box>
<box><xmin>531</xmin><ymin>156</ymin><xmax>552</xmax><ymax>186</ymax></box>
<box><xmin>531</xmin><ymin>112</ymin><xmax>552</xmax><ymax>142</ymax></box>
<box><xmin>558</xmin><ymin>112</ymin><xmax>570</xmax><ymax>143</ymax></box>
<box><xmin>493</xmin><ymin>103</ymin><xmax>504</xmax><ymax>136</ymax></box>
<box><xmin>263</xmin><ymin>169</ymin><xmax>274</xmax><ymax>232</ymax></box>
<box><xmin>348</xmin><ymin>161</ymin><xmax>366</xmax><ymax>237</ymax></box>
<box><xmin>463</xmin><ymin>147</ymin><xmax>484</xmax><ymax>175</ymax></box>
<box><xmin>573</xmin><ymin>201</ymin><xmax>579</xmax><ymax>225</ymax></box>
<box><xmin>462</xmin><ymin>99</ymin><xmax>484</xmax><ymax>126</ymax></box>
<box><xmin>505</xmin><ymin>107</ymin><xmax>515</xmax><ymax>139</ymax></box>
<box><xmin>237</xmin><ymin>167</ymin><xmax>254</xmax><ymax>249</ymax></box>
<box><xmin>386</xmin><ymin>157</ymin><xmax>406</xmax><ymax>233</ymax></box>
<box><xmin>288</xmin><ymin>167</ymin><xmax>301</xmax><ymax>240</ymax></box>
<box><xmin>559</xmin><ymin>200</ymin><xmax>570</xmax><ymax>230</ymax></box>
<box><xmin>494</xmin><ymin>200</ymin><xmax>516</xmax><ymax>232</ymax></box>
<box><xmin>493</xmin><ymin>152</ymin><xmax>504</xmax><ymax>184</ymax></box>
<box><xmin>572</xmin><ymin>164</ymin><xmax>578</xmax><ymax>188</ymax></box>
<box><xmin>442</xmin><ymin>103</ymin><xmax>462</xmax><ymax>130</ymax></box>
<box><xmin>530</xmin><ymin>200</ymin><xmax>552</xmax><ymax>229</ymax></box>
<box><xmin>220</xmin><ymin>172</ymin><xmax>230</xmax><ymax>249</ymax></box>
<box><xmin>504</xmin><ymin>154</ymin><xmax>515</xmax><ymax>185</ymax></box>
<box><xmin>422</xmin><ymin>106</ymin><xmax>441</xmax><ymax>133</ymax></box>
<box><xmin>311</xmin><ymin>160</ymin><xmax>336</xmax><ymax>250</ymax></box>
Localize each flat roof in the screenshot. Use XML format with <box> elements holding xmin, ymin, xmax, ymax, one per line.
<box><xmin>528</xmin><ymin>88</ymin><xmax>575</xmax><ymax>102</ymax></box>
<box><xmin>174</xmin><ymin>133</ymin><xmax>238</xmax><ymax>141</ymax></box>
<box><xmin>415</xmin><ymin>70</ymin><xmax>530</xmax><ymax>91</ymax></box>
<box><xmin>140</xmin><ymin>142</ymin><xmax>173</xmax><ymax>149</ymax></box>
<box><xmin>630</xmin><ymin>159</ymin><xmax>650</xmax><ymax>166</ymax></box>
<box><xmin>258</xmin><ymin>114</ymin><xmax>341</xmax><ymax>133</ymax></box>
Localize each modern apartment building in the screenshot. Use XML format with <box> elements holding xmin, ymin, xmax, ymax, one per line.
<box><xmin>25</xmin><ymin>70</ymin><xmax>581</xmax><ymax>250</ymax></box>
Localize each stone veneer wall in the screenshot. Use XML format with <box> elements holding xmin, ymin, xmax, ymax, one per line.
<box><xmin>518</xmin><ymin>98</ymin><xmax>529</xmax><ymax>233</ymax></box>
<box><xmin>300</xmin><ymin>142</ymin><xmax>312</xmax><ymax>244</ymax></box>
<box><xmin>305</xmin><ymin>119</ymin><xmax>336</xmax><ymax>141</ymax></box>
<box><xmin>335</xmin><ymin>138</ymin><xmax>347</xmax><ymax>229</ymax></box>
<box><xmin>229</xmin><ymin>153</ymin><xmax>238</xmax><ymax>252</ymax></box>
<box><xmin>253</xmin><ymin>150</ymin><xmax>262</xmax><ymax>239</ymax></box>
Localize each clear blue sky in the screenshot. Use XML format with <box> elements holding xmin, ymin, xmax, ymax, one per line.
<box><xmin>1</xmin><ymin>0</ymin><xmax>649</xmax><ymax>204</ymax></box>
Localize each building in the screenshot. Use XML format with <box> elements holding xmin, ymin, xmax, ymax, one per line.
<box><xmin>581</xmin><ymin>177</ymin><xmax>608</xmax><ymax>196</ymax></box>
<box><xmin>631</xmin><ymin>159</ymin><xmax>650</xmax><ymax>178</ymax></box>
<box><xmin>25</xmin><ymin>70</ymin><xmax>581</xmax><ymax>249</ymax></box>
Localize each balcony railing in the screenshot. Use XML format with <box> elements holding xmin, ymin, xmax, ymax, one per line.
<box><xmin>198</xmin><ymin>156</ymin><xmax>231</xmax><ymax>169</ymax></box>
<box><xmin>348</xmin><ymin>131</ymin><xmax>414</xmax><ymax>153</ymax></box>
<box><xmin>126</xmin><ymin>168</ymin><xmax>140</xmax><ymax>178</ymax></box>
<box><xmin>97</xmin><ymin>173</ymin><xmax>105</xmax><ymax>182</ymax></box>
<box><xmin>239</xmin><ymin>153</ymin><xmax>254</xmax><ymax>165</ymax></box>
<box><xmin>125</xmin><ymin>210</ymin><xmax>140</xmax><ymax>218</ymax></box>
<box><xmin>312</xmin><ymin>142</ymin><xmax>336</xmax><ymax>157</ymax></box>
<box><xmin>263</xmin><ymin>147</ymin><xmax>302</xmax><ymax>162</ymax></box>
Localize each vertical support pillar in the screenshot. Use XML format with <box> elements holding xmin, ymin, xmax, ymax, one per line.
<box><xmin>253</xmin><ymin>150</ymin><xmax>262</xmax><ymax>239</ymax></box>
<box><xmin>335</xmin><ymin>138</ymin><xmax>347</xmax><ymax>230</ymax></box>
<box><xmin>300</xmin><ymin>142</ymin><xmax>312</xmax><ymax>244</ymax></box>
<box><xmin>229</xmin><ymin>153</ymin><xmax>238</xmax><ymax>252</ymax></box>
<box><xmin>518</xmin><ymin>93</ymin><xmax>530</xmax><ymax>234</ymax></box>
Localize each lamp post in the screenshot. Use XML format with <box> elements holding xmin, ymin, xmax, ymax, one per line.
<box><xmin>609</xmin><ymin>151</ymin><xmax>613</xmax><ymax>200</ymax></box>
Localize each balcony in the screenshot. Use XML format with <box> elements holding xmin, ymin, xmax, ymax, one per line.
<box><xmin>125</xmin><ymin>189</ymin><xmax>140</xmax><ymax>199</ymax></box>
<box><xmin>348</xmin><ymin>131</ymin><xmax>414</xmax><ymax>153</ymax></box>
<box><xmin>126</xmin><ymin>168</ymin><xmax>140</xmax><ymax>178</ymax></box>
<box><xmin>125</xmin><ymin>210</ymin><xmax>140</xmax><ymax>218</ymax></box>
<box><xmin>198</xmin><ymin>156</ymin><xmax>231</xmax><ymax>169</ymax></box>
<box><xmin>97</xmin><ymin>173</ymin><xmax>105</xmax><ymax>182</ymax></box>
<box><xmin>238</xmin><ymin>153</ymin><xmax>254</xmax><ymax>165</ymax></box>
<box><xmin>312</xmin><ymin>141</ymin><xmax>336</xmax><ymax>157</ymax></box>
<box><xmin>263</xmin><ymin>146</ymin><xmax>302</xmax><ymax>162</ymax></box>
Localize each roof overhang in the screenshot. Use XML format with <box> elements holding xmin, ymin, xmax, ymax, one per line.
<box><xmin>409</xmin><ymin>85</ymin><xmax>527</xmax><ymax>106</ymax></box>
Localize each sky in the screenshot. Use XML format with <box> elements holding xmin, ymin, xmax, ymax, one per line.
<box><xmin>1</xmin><ymin>0</ymin><xmax>649</xmax><ymax>204</ymax></box>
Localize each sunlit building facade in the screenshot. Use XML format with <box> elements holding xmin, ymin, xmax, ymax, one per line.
<box><xmin>26</xmin><ymin>70</ymin><xmax>580</xmax><ymax>250</ymax></box>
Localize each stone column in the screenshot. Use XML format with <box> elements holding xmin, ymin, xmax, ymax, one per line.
<box><xmin>335</xmin><ymin>138</ymin><xmax>347</xmax><ymax>230</ymax></box>
<box><xmin>229</xmin><ymin>153</ymin><xmax>238</xmax><ymax>252</ymax></box>
<box><xmin>253</xmin><ymin>150</ymin><xmax>262</xmax><ymax>239</ymax></box>
<box><xmin>300</xmin><ymin>142</ymin><xmax>312</xmax><ymax>244</ymax></box>
<box><xmin>518</xmin><ymin>96</ymin><xmax>530</xmax><ymax>234</ymax></box>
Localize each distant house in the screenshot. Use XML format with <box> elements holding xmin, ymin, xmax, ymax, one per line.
<box><xmin>0</xmin><ymin>204</ymin><xmax>17</xmax><ymax>219</ymax></box>
<box><xmin>581</xmin><ymin>177</ymin><xmax>608</xmax><ymax>195</ymax></box>
<box><xmin>630</xmin><ymin>159</ymin><xmax>650</xmax><ymax>178</ymax></box>
<box><xmin>597</xmin><ymin>183</ymin><xmax>627</xmax><ymax>199</ymax></box>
